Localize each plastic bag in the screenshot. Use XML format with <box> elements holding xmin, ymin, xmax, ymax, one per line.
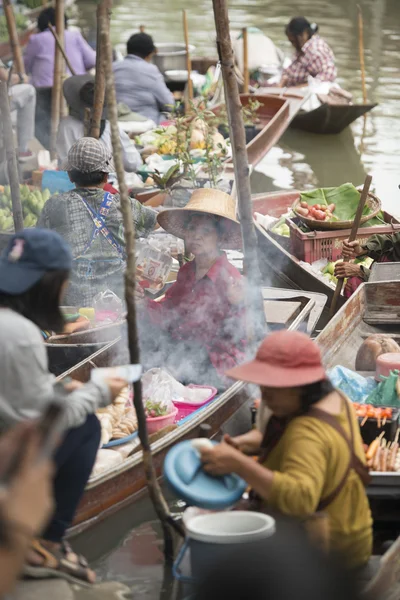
<box><xmin>366</xmin><ymin>370</ymin><xmax>400</xmax><ymax>408</ymax></box>
<box><xmin>93</xmin><ymin>289</ymin><xmax>123</xmax><ymax>323</ymax></box>
<box><xmin>142</xmin><ymin>368</ymin><xmax>211</xmax><ymax>411</ymax></box>
<box><xmin>328</xmin><ymin>365</ymin><xmax>377</xmax><ymax>403</ymax></box>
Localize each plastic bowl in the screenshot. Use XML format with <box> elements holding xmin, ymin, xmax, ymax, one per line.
<box><xmin>146</xmin><ymin>406</ymin><xmax>178</xmax><ymax>434</ymax></box>
<box><xmin>173</xmin><ymin>385</ymin><xmax>218</xmax><ymax>421</ymax></box>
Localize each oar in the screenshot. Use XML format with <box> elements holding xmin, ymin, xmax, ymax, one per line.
<box><xmin>48</xmin><ymin>24</ymin><xmax>76</xmax><ymax>76</ymax></box>
<box><xmin>242</xmin><ymin>27</ymin><xmax>249</xmax><ymax>94</ymax></box>
<box><xmin>329</xmin><ymin>174</ymin><xmax>372</xmax><ymax>317</ymax></box>
<box><xmin>182</xmin><ymin>9</ymin><xmax>193</xmax><ymax>111</ymax></box>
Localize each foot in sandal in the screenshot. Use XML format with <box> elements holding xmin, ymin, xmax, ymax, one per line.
<box><xmin>24</xmin><ymin>539</ymin><xmax>96</xmax><ymax>586</ymax></box>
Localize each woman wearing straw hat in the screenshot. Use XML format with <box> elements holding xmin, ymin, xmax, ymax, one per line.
<box><xmin>136</xmin><ymin>188</ymin><xmax>246</xmax><ymax>388</ymax></box>
<box><xmin>200</xmin><ymin>330</ymin><xmax>373</xmax><ymax>569</ymax></box>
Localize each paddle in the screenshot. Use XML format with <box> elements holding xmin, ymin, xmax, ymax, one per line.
<box><xmin>48</xmin><ymin>24</ymin><xmax>76</xmax><ymax>76</ymax></box>
<box><xmin>329</xmin><ymin>174</ymin><xmax>372</xmax><ymax>317</ymax></box>
<box><xmin>182</xmin><ymin>9</ymin><xmax>193</xmax><ymax>111</ymax></box>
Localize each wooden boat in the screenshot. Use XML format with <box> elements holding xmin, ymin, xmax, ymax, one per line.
<box><xmin>65</xmin><ymin>286</ymin><xmax>327</xmax><ymax>536</ymax></box>
<box><xmin>291</xmin><ymin>101</ymin><xmax>377</xmax><ymax>135</ymax></box>
<box><xmin>253</xmin><ymin>190</ymin><xmax>399</xmax><ymax>312</ymax></box>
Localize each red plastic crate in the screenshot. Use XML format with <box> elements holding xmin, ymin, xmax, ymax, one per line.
<box><xmin>287</xmin><ymin>214</ymin><xmax>400</xmax><ymax>264</ymax></box>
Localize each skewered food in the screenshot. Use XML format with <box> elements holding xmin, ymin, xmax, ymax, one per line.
<box><xmin>365</xmin><ymin>430</ymin><xmax>400</xmax><ymax>472</ymax></box>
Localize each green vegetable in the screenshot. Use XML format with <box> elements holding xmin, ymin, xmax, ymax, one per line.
<box><xmin>0</xmin><ymin>186</ymin><xmax>51</xmax><ymax>231</ymax></box>
<box><xmin>271</xmin><ymin>217</ymin><xmax>290</xmax><ymax>237</ymax></box>
<box><xmin>300</xmin><ymin>183</ymin><xmax>373</xmax><ymax>222</ymax></box>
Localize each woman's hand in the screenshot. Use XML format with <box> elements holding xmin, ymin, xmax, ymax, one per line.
<box><xmin>342</xmin><ymin>239</ymin><xmax>364</xmax><ymax>259</ymax></box>
<box><xmin>334</xmin><ymin>261</ymin><xmax>362</xmax><ymax>279</ymax></box>
<box><xmin>223</xmin><ymin>430</ymin><xmax>262</xmax><ymax>456</ymax></box>
<box><xmin>200</xmin><ymin>441</ymin><xmax>244</xmax><ymax>476</ymax></box>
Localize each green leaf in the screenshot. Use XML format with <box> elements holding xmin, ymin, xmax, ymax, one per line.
<box><xmin>299</xmin><ymin>183</ymin><xmax>376</xmax><ymax>222</ymax></box>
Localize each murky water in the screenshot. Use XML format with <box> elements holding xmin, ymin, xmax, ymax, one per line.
<box><xmin>72</xmin><ymin>0</ymin><xmax>400</xmax><ymax>595</ymax></box>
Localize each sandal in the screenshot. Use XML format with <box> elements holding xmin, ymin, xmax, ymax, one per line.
<box><xmin>23</xmin><ymin>539</ymin><xmax>95</xmax><ymax>586</ymax></box>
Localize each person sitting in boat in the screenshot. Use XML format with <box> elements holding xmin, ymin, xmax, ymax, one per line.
<box><xmin>280</xmin><ymin>17</ymin><xmax>337</xmax><ymax>88</ymax></box>
<box><xmin>0</xmin><ymin>228</ymin><xmax>127</xmax><ymax>585</ymax></box>
<box><xmin>335</xmin><ymin>234</ymin><xmax>400</xmax><ymax>297</ymax></box>
<box><xmin>37</xmin><ymin>137</ymin><xmax>157</xmax><ymax>307</ymax></box>
<box><xmin>56</xmin><ymin>74</ymin><xmax>142</xmax><ymax>174</ymax></box>
<box><xmin>200</xmin><ymin>330</ymin><xmax>372</xmax><ymax>569</ymax></box>
<box><xmin>113</xmin><ymin>32</ymin><xmax>175</xmax><ymax>125</ymax></box>
<box><xmin>135</xmin><ymin>188</ymin><xmax>246</xmax><ymax>389</ymax></box>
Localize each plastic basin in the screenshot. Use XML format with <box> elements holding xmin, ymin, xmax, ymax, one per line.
<box><xmin>146</xmin><ymin>406</ymin><xmax>178</xmax><ymax>434</ymax></box>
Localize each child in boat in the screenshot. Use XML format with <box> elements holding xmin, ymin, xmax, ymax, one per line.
<box><xmin>335</xmin><ymin>234</ymin><xmax>400</xmax><ymax>297</ymax></box>
<box><xmin>0</xmin><ymin>228</ymin><xmax>127</xmax><ymax>585</ymax></box>
<box><xmin>280</xmin><ymin>17</ymin><xmax>337</xmax><ymax>87</ymax></box>
<box><xmin>200</xmin><ymin>330</ymin><xmax>373</xmax><ymax>569</ymax></box>
<box><xmin>135</xmin><ymin>188</ymin><xmax>247</xmax><ymax>389</ymax></box>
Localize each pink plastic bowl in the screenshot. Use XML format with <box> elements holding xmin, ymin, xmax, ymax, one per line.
<box><xmin>173</xmin><ymin>385</ymin><xmax>218</xmax><ymax>421</ymax></box>
<box><xmin>146</xmin><ymin>406</ymin><xmax>178</xmax><ymax>434</ymax></box>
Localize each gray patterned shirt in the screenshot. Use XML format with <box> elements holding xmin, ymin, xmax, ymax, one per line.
<box><xmin>37</xmin><ymin>188</ymin><xmax>156</xmax><ymax>307</ymax></box>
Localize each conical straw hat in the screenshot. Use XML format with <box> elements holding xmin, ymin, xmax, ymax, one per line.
<box><xmin>156</xmin><ymin>188</ymin><xmax>242</xmax><ymax>249</ymax></box>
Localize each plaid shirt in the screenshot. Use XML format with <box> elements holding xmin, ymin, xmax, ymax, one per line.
<box><xmin>37</xmin><ymin>188</ymin><xmax>156</xmax><ymax>307</ymax></box>
<box><xmin>283</xmin><ymin>35</ymin><xmax>337</xmax><ymax>87</ymax></box>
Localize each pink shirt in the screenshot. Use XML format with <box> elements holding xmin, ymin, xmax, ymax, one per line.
<box><xmin>283</xmin><ymin>35</ymin><xmax>337</xmax><ymax>87</ymax></box>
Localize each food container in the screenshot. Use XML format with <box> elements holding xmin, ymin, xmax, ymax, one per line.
<box><xmin>376</xmin><ymin>354</ymin><xmax>400</xmax><ymax>381</ymax></box>
<box><xmin>91</xmin><ymin>365</ymin><xmax>142</xmax><ymax>385</ymax></box>
<box><xmin>153</xmin><ymin>43</ymin><xmax>196</xmax><ymax>74</ymax></box>
<box><xmin>146</xmin><ymin>406</ymin><xmax>178</xmax><ymax>434</ymax></box>
<box><xmin>173</xmin><ymin>385</ymin><xmax>218</xmax><ymax>421</ymax></box>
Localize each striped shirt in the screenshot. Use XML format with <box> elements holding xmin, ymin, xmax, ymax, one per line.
<box><xmin>282</xmin><ymin>35</ymin><xmax>337</xmax><ymax>87</ymax></box>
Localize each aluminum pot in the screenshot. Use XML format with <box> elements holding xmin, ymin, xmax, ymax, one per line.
<box><xmin>153</xmin><ymin>43</ymin><xmax>196</xmax><ymax>74</ymax></box>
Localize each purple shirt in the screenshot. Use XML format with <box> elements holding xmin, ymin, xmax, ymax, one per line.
<box><xmin>24</xmin><ymin>29</ymin><xmax>96</xmax><ymax>88</ymax></box>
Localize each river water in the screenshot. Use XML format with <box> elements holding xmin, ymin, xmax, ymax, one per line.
<box><xmin>72</xmin><ymin>0</ymin><xmax>400</xmax><ymax>596</ymax></box>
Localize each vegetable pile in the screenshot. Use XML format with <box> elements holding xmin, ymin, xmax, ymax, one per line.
<box><xmin>296</xmin><ymin>200</ymin><xmax>337</xmax><ymax>222</ymax></box>
<box><xmin>144</xmin><ymin>399</ymin><xmax>171</xmax><ymax>418</ymax></box>
<box><xmin>318</xmin><ymin>257</ymin><xmax>373</xmax><ymax>287</ymax></box>
<box><xmin>0</xmin><ymin>185</ymin><xmax>51</xmax><ymax>230</ymax></box>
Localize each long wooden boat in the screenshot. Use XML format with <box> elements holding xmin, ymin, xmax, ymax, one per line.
<box><xmin>291</xmin><ymin>101</ymin><xmax>377</xmax><ymax>135</ymax></box>
<box><xmin>253</xmin><ymin>190</ymin><xmax>399</xmax><ymax>312</ymax></box>
<box><xmin>64</xmin><ymin>286</ymin><xmax>327</xmax><ymax>536</ymax></box>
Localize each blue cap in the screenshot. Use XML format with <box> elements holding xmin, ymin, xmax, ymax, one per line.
<box><xmin>0</xmin><ymin>228</ymin><xmax>72</xmax><ymax>295</ymax></box>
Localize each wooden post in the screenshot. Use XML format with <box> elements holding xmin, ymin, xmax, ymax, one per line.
<box><xmin>50</xmin><ymin>0</ymin><xmax>65</xmax><ymax>158</ymax></box>
<box><xmin>0</xmin><ymin>83</ymin><xmax>24</xmax><ymax>231</ymax></box>
<box><xmin>357</xmin><ymin>4</ymin><xmax>368</xmax><ymax>104</ymax></box>
<box><xmin>212</xmin><ymin>0</ymin><xmax>265</xmax><ymax>341</ymax></box>
<box><xmin>242</xmin><ymin>27</ymin><xmax>249</xmax><ymax>94</ymax></box>
<box><xmin>90</xmin><ymin>0</ymin><xmax>109</xmax><ymax>139</ymax></box>
<box><xmin>182</xmin><ymin>10</ymin><xmax>193</xmax><ymax>110</ymax></box>
<box><xmin>3</xmin><ymin>0</ymin><xmax>25</xmax><ymax>77</ymax></box>
<box><xmin>48</xmin><ymin>24</ymin><xmax>76</xmax><ymax>76</ymax></box>
<box><xmin>101</xmin><ymin>7</ymin><xmax>184</xmax><ymax>560</ymax></box>
<box><xmin>329</xmin><ymin>175</ymin><xmax>372</xmax><ymax>317</ymax></box>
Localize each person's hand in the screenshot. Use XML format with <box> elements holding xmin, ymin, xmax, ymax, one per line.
<box><xmin>105</xmin><ymin>377</ymin><xmax>129</xmax><ymax>402</ymax></box>
<box><xmin>221</xmin><ymin>271</ymin><xmax>245</xmax><ymax>305</ymax></box>
<box><xmin>200</xmin><ymin>441</ymin><xmax>244</xmax><ymax>476</ymax></box>
<box><xmin>134</xmin><ymin>284</ymin><xmax>145</xmax><ymax>303</ymax></box>
<box><xmin>334</xmin><ymin>261</ymin><xmax>362</xmax><ymax>279</ymax></box>
<box><xmin>342</xmin><ymin>239</ymin><xmax>363</xmax><ymax>259</ymax></box>
<box><xmin>223</xmin><ymin>431</ymin><xmax>262</xmax><ymax>455</ymax></box>
<box><xmin>64</xmin><ymin>380</ymin><xmax>84</xmax><ymax>392</ymax></box>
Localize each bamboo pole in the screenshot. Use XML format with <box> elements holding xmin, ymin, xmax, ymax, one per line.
<box><xmin>329</xmin><ymin>175</ymin><xmax>372</xmax><ymax>317</ymax></box>
<box><xmin>242</xmin><ymin>27</ymin><xmax>249</xmax><ymax>94</ymax></box>
<box><xmin>0</xmin><ymin>83</ymin><xmax>24</xmax><ymax>231</ymax></box>
<box><xmin>101</xmin><ymin>9</ymin><xmax>184</xmax><ymax>560</ymax></box>
<box><xmin>90</xmin><ymin>0</ymin><xmax>109</xmax><ymax>139</ymax></box>
<box><xmin>50</xmin><ymin>0</ymin><xmax>65</xmax><ymax>159</ymax></box>
<box><xmin>182</xmin><ymin>10</ymin><xmax>193</xmax><ymax>111</ymax></box>
<box><xmin>357</xmin><ymin>4</ymin><xmax>368</xmax><ymax>104</ymax></box>
<box><xmin>212</xmin><ymin>0</ymin><xmax>265</xmax><ymax>341</ymax></box>
<box><xmin>3</xmin><ymin>0</ymin><xmax>25</xmax><ymax>77</ymax></box>
<box><xmin>48</xmin><ymin>24</ymin><xmax>76</xmax><ymax>76</ymax></box>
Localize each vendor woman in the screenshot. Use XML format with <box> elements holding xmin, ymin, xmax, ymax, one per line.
<box><xmin>335</xmin><ymin>234</ymin><xmax>400</xmax><ymax>297</ymax></box>
<box><xmin>280</xmin><ymin>17</ymin><xmax>336</xmax><ymax>87</ymax></box>
<box><xmin>135</xmin><ymin>188</ymin><xmax>246</xmax><ymax>389</ymax></box>
<box><xmin>200</xmin><ymin>330</ymin><xmax>373</xmax><ymax>569</ymax></box>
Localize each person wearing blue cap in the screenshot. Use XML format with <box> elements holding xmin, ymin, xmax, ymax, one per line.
<box><xmin>0</xmin><ymin>228</ymin><xmax>127</xmax><ymax>584</ymax></box>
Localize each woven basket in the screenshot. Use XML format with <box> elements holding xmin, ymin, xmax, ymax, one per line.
<box><xmin>292</xmin><ymin>190</ymin><xmax>382</xmax><ymax>231</ymax></box>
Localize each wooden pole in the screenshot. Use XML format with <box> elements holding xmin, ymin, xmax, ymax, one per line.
<box><xmin>329</xmin><ymin>174</ymin><xmax>372</xmax><ymax>317</ymax></box>
<box><xmin>101</xmin><ymin>7</ymin><xmax>184</xmax><ymax>560</ymax></box>
<box><xmin>182</xmin><ymin>10</ymin><xmax>193</xmax><ymax>110</ymax></box>
<box><xmin>357</xmin><ymin>4</ymin><xmax>368</xmax><ymax>104</ymax></box>
<box><xmin>48</xmin><ymin>24</ymin><xmax>76</xmax><ymax>76</ymax></box>
<box><xmin>0</xmin><ymin>83</ymin><xmax>24</xmax><ymax>232</ymax></box>
<box><xmin>90</xmin><ymin>0</ymin><xmax>109</xmax><ymax>139</ymax></box>
<box><xmin>3</xmin><ymin>0</ymin><xmax>25</xmax><ymax>77</ymax></box>
<box><xmin>212</xmin><ymin>0</ymin><xmax>265</xmax><ymax>341</ymax></box>
<box><xmin>242</xmin><ymin>27</ymin><xmax>249</xmax><ymax>94</ymax></box>
<box><xmin>50</xmin><ymin>0</ymin><xmax>65</xmax><ymax>159</ymax></box>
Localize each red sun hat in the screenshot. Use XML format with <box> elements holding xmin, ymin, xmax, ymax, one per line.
<box><xmin>226</xmin><ymin>330</ymin><xmax>326</xmax><ymax>388</ymax></box>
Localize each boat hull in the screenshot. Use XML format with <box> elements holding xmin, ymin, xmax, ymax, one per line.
<box><xmin>290</xmin><ymin>102</ymin><xmax>377</xmax><ymax>135</ymax></box>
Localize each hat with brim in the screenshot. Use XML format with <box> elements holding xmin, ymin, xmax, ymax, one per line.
<box><xmin>157</xmin><ymin>188</ymin><xmax>242</xmax><ymax>250</ymax></box>
<box><xmin>63</xmin><ymin>74</ymin><xmax>107</xmax><ymax>120</ymax></box>
<box><xmin>62</xmin><ymin>136</ymin><xmax>115</xmax><ymax>173</ymax></box>
<box><xmin>226</xmin><ymin>359</ymin><xmax>326</xmax><ymax>388</ymax></box>
<box><xmin>0</xmin><ymin>259</ymin><xmax>46</xmax><ymax>294</ymax></box>
<box><xmin>117</xmin><ymin>103</ymin><xmax>148</xmax><ymax>122</ymax></box>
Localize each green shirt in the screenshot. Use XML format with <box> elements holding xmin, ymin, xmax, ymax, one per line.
<box><xmin>359</xmin><ymin>232</ymin><xmax>400</xmax><ymax>280</ymax></box>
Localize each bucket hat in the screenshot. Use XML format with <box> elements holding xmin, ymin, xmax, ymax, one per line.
<box><xmin>226</xmin><ymin>330</ymin><xmax>326</xmax><ymax>388</ymax></box>
<box><xmin>63</xmin><ymin>74</ymin><xmax>107</xmax><ymax>120</ymax></box>
<box><xmin>156</xmin><ymin>188</ymin><xmax>242</xmax><ymax>249</ymax></box>
<box><xmin>0</xmin><ymin>228</ymin><xmax>72</xmax><ymax>295</ymax></box>
<box><xmin>63</xmin><ymin>137</ymin><xmax>115</xmax><ymax>173</ymax></box>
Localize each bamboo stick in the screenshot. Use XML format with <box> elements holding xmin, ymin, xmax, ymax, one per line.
<box><xmin>90</xmin><ymin>0</ymin><xmax>109</xmax><ymax>139</ymax></box>
<box><xmin>211</xmin><ymin>0</ymin><xmax>265</xmax><ymax>342</ymax></box>
<box><xmin>48</xmin><ymin>24</ymin><xmax>76</xmax><ymax>76</ymax></box>
<box><xmin>0</xmin><ymin>82</ymin><xmax>24</xmax><ymax>231</ymax></box>
<box><xmin>242</xmin><ymin>27</ymin><xmax>249</xmax><ymax>94</ymax></box>
<box><xmin>329</xmin><ymin>174</ymin><xmax>372</xmax><ymax>317</ymax></box>
<box><xmin>50</xmin><ymin>0</ymin><xmax>65</xmax><ymax>159</ymax></box>
<box><xmin>101</xmin><ymin>8</ymin><xmax>184</xmax><ymax>560</ymax></box>
<box><xmin>3</xmin><ymin>0</ymin><xmax>25</xmax><ymax>77</ymax></box>
<box><xmin>357</xmin><ymin>4</ymin><xmax>367</xmax><ymax>104</ymax></box>
<box><xmin>182</xmin><ymin>10</ymin><xmax>193</xmax><ymax>111</ymax></box>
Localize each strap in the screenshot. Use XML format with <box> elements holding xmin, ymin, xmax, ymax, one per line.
<box><xmin>308</xmin><ymin>399</ymin><xmax>370</xmax><ymax>511</ymax></box>
<box><xmin>77</xmin><ymin>192</ymin><xmax>126</xmax><ymax>260</ymax></box>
